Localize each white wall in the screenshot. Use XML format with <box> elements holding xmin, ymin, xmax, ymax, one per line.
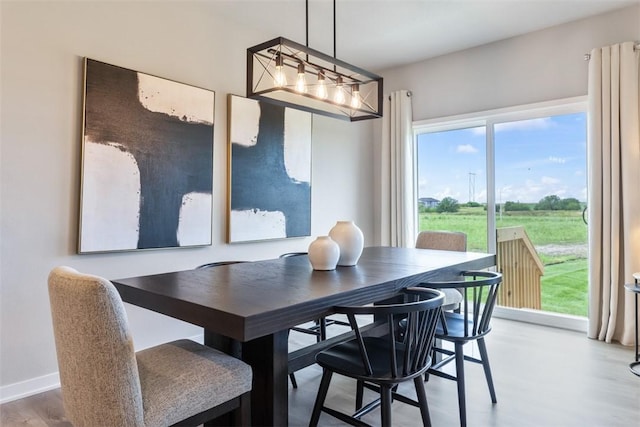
<box><xmin>372</xmin><ymin>4</ymin><xmax>640</xmax><ymax>244</ymax></box>
<box><xmin>382</xmin><ymin>4</ymin><xmax>640</xmax><ymax>121</ymax></box>
<box><xmin>0</xmin><ymin>1</ymin><xmax>374</xmax><ymax>401</ymax></box>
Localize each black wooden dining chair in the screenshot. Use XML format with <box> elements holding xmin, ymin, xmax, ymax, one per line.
<box><xmin>422</xmin><ymin>270</ymin><xmax>502</xmax><ymax>427</ymax></box>
<box><xmin>196</xmin><ymin>260</ymin><xmax>247</xmax><ymax>269</ymax></box>
<box><xmin>309</xmin><ymin>287</ymin><xmax>444</xmax><ymax>427</ymax></box>
<box><xmin>281</xmin><ymin>252</ymin><xmax>351</xmax><ymax>341</ymax></box>
<box><xmin>281</xmin><ymin>252</ymin><xmax>353</xmax><ymax>389</ymax></box>
<box><xmin>195</xmin><ymin>259</ymin><xmax>302</xmax><ymax>390</ymax></box>
<box><xmin>281</xmin><ymin>252</ymin><xmax>327</xmax><ymax>342</ymax></box>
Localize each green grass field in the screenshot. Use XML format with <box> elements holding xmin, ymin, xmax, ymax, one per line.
<box><xmin>420</xmin><ymin>207</ymin><xmax>588</xmax><ymax>317</ymax></box>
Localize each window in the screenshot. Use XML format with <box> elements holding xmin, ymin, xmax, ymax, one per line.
<box><xmin>414</xmin><ymin>97</ymin><xmax>588</xmax><ymax>329</ymax></box>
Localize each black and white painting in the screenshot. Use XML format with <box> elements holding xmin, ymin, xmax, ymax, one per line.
<box><xmin>228</xmin><ymin>95</ymin><xmax>311</xmax><ymax>242</ymax></box>
<box><xmin>79</xmin><ymin>58</ymin><xmax>214</xmax><ymax>253</ymax></box>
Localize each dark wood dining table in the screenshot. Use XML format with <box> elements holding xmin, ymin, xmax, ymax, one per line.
<box><xmin>112</xmin><ymin>246</ymin><xmax>495</xmax><ymax>426</ymax></box>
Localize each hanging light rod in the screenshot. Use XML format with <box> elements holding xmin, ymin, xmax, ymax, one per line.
<box><xmin>246</xmin><ymin>1</ymin><xmax>383</xmax><ymax>121</ymax></box>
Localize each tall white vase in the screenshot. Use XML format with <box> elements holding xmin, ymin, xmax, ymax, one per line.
<box><xmin>308</xmin><ymin>236</ymin><xmax>340</xmax><ymax>271</ymax></box>
<box><xmin>329</xmin><ymin>221</ymin><xmax>364</xmax><ymax>266</ymax></box>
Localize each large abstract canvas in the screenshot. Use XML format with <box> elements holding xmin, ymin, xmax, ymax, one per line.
<box><xmin>79</xmin><ymin>58</ymin><xmax>214</xmax><ymax>253</ymax></box>
<box><xmin>228</xmin><ymin>95</ymin><xmax>311</xmax><ymax>242</ymax></box>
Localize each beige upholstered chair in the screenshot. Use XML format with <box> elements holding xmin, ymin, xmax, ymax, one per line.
<box><xmin>415</xmin><ymin>230</ymin><xmax>468</xmax><ymax>310</ymax></box>
<box><xmin>416</xmin><ymin>230</ymin><xmax>467</xmax><ymax>252</ymax></box>
<box><xmin>48</xmin><ymin>266</ymin><xmax>252</xmax><ymax>427</ymax></box>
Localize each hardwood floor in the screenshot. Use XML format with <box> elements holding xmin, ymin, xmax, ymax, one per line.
<box><xmin>2</xmin><ymin>318</ymin><xmax>639</xmax><ymax>426</ymax></box>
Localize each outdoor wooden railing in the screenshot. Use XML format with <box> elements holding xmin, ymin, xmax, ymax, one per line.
<box><xmin>496</xmin><ymin>226</ymin><xmax>544</xmax><ymax>309</ymax></box>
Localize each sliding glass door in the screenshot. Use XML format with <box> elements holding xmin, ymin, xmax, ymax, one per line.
<box><xmin>415</xmin><ymin>99</ymin><xmax>587</xmax><ymax>320</ymax></box>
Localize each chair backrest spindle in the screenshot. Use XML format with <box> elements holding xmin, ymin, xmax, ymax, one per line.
<box><xmin>332</xmin><ymin>288</ymin><xmax>444</xmax><ymax>381</ymax></box>
<box><xmin>420</xmin><ymin>271</ymin><xmax>502</xmax><ymax>340</ymax></box>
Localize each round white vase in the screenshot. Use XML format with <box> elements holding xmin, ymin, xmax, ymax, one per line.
<box><xmin>329</xmin><ymin>221</ymin><xmax>364</xmax><ymax>266</ymax></box>
<box><xmin>308</xmin><ymin>236</ymin><xmax>340</xmax><ymax>271</ymax></box>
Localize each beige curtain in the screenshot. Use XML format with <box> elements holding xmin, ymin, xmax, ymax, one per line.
<box><xmin>380</xmin><ymin>90</ymin><xmax>416</xmax><ymax>247</ymax></box>
<box><xmin>587</xmin><ymin>42</ymin><xmax>640</xmax><ymax>345</ymax></box>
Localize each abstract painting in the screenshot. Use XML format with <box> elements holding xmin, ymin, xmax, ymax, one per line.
<box><xmin>79</xmin><ymin>58</ymin><xmax>214</xmax><ymax>253</ymax></box>
<box><xmin>228</xmin><ymin>95</ymin><xmax>311</xmax><ymax>242</ymax></box>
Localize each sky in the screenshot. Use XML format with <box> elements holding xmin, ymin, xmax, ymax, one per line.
<box><xmin>416</xmin><ymin>112</ymin><xmax>587</xmax><ymax>204</ymax></box>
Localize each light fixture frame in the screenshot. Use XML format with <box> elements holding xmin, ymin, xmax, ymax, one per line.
<box><xmin>247</xmin><ymin>36</ymin><xmax>383</xmax><ymax>121</ymax></box>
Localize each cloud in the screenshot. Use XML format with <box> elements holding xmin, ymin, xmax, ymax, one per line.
<box><xmin>541</xmin><ymin>176</ymin><xmax>560</xmax><ymax>185</ymax></box>
<box><xmin>456</xmin><ymin>144</ymin><xmax>478</xmax><ymax>153</ymax></box>
<box><xmin>435</xmin><ymin>188</ymin><xmax>462</xmax><ymax>201</ymax></box>
<box><xmin>548</xmin><ymin>156</ymin><xmax>566</xmax><ymax>164</ymax></box>
<box><xmin>497</xmin><ymin>175</ymin><xmax>582</xmax><ymax>203</ymax></box>
<box><xmin>509</xmin><ymin>155</ymin><xmax>568</xmax><ymax>170</ymax></box>
<box><xmin>418</xmin><ymin>178</ymin><xmax>429</xmax><ymax>197</ymax></box>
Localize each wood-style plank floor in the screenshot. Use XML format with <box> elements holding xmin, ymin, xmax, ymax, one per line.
<box><xmin>2</xmin><ymin>318</ymin><xmax>639</xmax><ymax>426</ymax></box>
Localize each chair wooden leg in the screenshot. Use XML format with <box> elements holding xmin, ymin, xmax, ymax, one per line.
<box><xmin>356</xmin><ymin>380</ymin><xmax>364</xmax><ymax>410</ymax></box>
<box><xmin>309</xmin><ymin>369</ymin><xmax>333</xmax><ymax>427</ymax></box>
<box><xmin>234</xmin><ymin>392</ymin><xmax>251</xmax><ymax>426</ymax></box>
<box><xmin>287</xmin><ymin>327</ymin><xmax>298</xmax><ymax>389</ymax></box>
<box><xmin>319</xmin><ymin>317</ymin><xmax>328</xmax><ymax>341</ymax></box>
<box><xmin>380</xmin><ymin>385</ymin><xmax>393</xmax><ymax>427</ymax></box>
<box><xmin>477</xmin><ymin>337</ymin><xmax>497</xmax><ymax>403</ymax></box>
<box><xmin>425</xmin><ymin>343</ymin><xmax>439</xmax><ymax>382</ymax></box>
<box><xmin>434</xmin><ymin>338</ymin><xmax>443</xmax><ymax>363</ymax></box>
<box><xmin>200</xmin><ymin>393</ymin><xmax>250</xmax><ymax>427</ymax></box>
<box><xmin>454</xmin><ymin>342</ymin><xmax>467</xmax><ymax>427</ymax></box>
<box><xmin>414</xmin><ymin>376</ymin><xmax>431</xmax><ymax>427</ymax></box>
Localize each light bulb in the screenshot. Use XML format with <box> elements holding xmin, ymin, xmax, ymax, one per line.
<box><xmin>274</xmin><ymin>54</ymin><xmax>287</xmax><ymax>87</ymax></box>
<box><xmin>295</xmin><ymin>63</ymin><xmax>307</xmax><ymax>93</ymax></box>
<box><xmin>316</xmin><ymin>72</ymin><xmax>328</xmax><ymax>99</ymax></box>
<box><xmin>350</xmin><ymin>84</ymin><xmax>361</xmax><ymax>109</ymax></box>
<box><xmin>334</xmin><ymin>76</ymin><xmax>346</xmax><ymax>104</ymax></box>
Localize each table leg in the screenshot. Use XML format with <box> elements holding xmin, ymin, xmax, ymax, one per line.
<box><xmin>205</xmin><ymin>329</ymin><xmax>290</xmax><ymax>426</ymax></box>
<box><xmin>242</xmin><ymin>330</ymin><xmax>290</xmax><ymax>426</ymax></box>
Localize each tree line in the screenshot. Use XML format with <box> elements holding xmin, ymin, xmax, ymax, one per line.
<box><xmin>420</xmin><ymin>195</ymin><xmax>583</xmax><ymax>213</ymax></box>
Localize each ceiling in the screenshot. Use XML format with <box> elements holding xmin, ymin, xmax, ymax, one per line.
<box><xmin>216</xmin><ymin>0</ymin><xmax>639</xmax><ymax>71</ymax></box>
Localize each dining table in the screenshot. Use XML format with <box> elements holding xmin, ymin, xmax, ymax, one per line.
<box><xmin>112</xmin><ymin>246</ymin><xmax>495</xmax><ymax>426</ymax></box>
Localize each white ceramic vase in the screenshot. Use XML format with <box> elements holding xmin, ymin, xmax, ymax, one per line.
<box><xmin>329</xmin><ymin>221</ymin><xmax>364</xmax><ymax>266</ymax></box>
<box><xmin>308</xmin><ymin>236</ymin><xmax>340</xmax><ymax>271</ymax></box>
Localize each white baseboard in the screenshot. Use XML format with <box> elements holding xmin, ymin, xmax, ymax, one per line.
<box><xmin>494</xmin><ymin>306</ymin><xmax>588</xmax><ymax>333</ymax></box>
<box><xmin>0</xmin><ymin>372</ymin><xmax>61</xmax><ymax>404</ymax></box>
<box><xmin>0</xmin><ymin>332</ymin><xmax>205</xmax><ymax>405</ymax></box>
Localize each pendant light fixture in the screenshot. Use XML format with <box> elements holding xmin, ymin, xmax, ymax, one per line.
<box><xmin>246</xmin><ymin>0</ymin><xmax>383</xmax><ymax>121</ymax></box>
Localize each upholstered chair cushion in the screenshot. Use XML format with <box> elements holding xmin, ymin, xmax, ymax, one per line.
<box><xmin>138</xmin><ymin>339</ymin><xmax>252</xmax><ymax>426</ymax></box>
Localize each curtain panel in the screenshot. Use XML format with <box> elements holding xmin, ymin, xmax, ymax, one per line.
<box><xmin>380</xmin><ymin>90</ymin><xmax>416</xmax><ymax>247</ymax></box>
<box><xmin>587</xmin><ymin>41</ymin><xmax>640</xmax><ymax>345</ymax></box>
